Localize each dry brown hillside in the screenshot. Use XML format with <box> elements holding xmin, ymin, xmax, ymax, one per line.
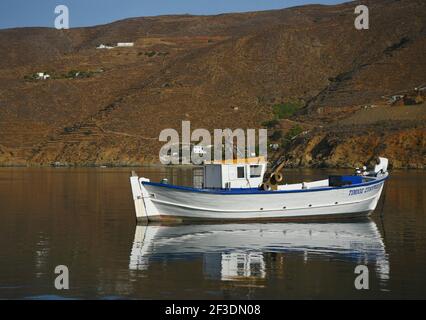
<box><xmin>0</xmin><ymin>0</ymin><xmax>425</xmax><ymax>168</ymax></box>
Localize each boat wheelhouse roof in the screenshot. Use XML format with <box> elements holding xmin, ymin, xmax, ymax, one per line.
<box><xmin>204</xmin><ymin>156</ymin><xmax>266</xmax><ymax>165</ymax></box>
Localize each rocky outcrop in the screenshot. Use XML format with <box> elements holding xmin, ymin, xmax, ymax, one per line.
<box><xmin>283</xmin><ymin>126</ymin><xmax>426</xmax><ymax>169</ymax></box>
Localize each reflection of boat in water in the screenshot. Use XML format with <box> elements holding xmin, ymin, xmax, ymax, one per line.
<box><xmin>129</xmin><ymin>220</ymin><xmax>389</xmax><ymax>281</ymax></box>
<box><xmin>219</xmin><ymin>252</ymin><xmax>266</xmax><ymax>281</ymax></box>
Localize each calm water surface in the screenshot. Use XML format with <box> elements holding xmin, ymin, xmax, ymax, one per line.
<box><xmin>0</xmin><ymin>167</ymin><xmax>425</xmax><ymax>299</ymax></box>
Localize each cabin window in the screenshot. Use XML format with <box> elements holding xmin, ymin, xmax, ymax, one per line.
<box><xmin>250</xmin><ymin>165</ymin><xmax>262</xmax><ymax>178</ymax></box>
<box><xmin>237</xmin><ymin>166</ymin><xmax>245</xmax><ymax>179</ymax></box>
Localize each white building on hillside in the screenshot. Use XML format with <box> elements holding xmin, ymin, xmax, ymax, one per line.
<box><xmin>96</xmin><ymin>44</ymin><xmax>114</xmax><ymax>49</ymax></box>
<box><xmin>36</xmin><ymin>72</ymin><xmax>50</xmax><ymax>80</ymax></box>
<box><xmin>116</xmin><ymin>42</ymin><xmax>134</xmax><ymax>47</ymax></box>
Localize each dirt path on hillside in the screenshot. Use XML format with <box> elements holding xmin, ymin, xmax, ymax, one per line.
<box><xmin>338</xmin><ymin>104</ymin><xmax>426</xmax><ymax>126</ymax></box>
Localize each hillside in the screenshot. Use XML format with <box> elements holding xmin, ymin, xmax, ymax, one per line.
<box><xmin>0</xmin><ymin>0</ymin><xmax>425</xmax><ymax>168</ymax></box>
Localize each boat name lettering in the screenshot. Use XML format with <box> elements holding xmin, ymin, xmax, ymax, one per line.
<box><xmin>349</xmin><ymin>183</ymin><xmax>381</xmax><ymax>196</ymax></box>
<box><xmin>364</xmin><ymin>183</ymin><xmax>381</xmax><ymax>193</ymax></box>
<box><xmin>349</xmin><ymin>188</ymin><xmax>364</xmax><ymax>196</ymax></box>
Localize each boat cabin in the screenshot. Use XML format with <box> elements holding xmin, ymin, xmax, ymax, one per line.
<box><xmin>193</xmin><ymin>157</ymin><xmax>267</xmax><ymax>189</ymax></box>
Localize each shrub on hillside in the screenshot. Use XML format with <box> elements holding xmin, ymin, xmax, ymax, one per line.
<box><xmin>272</xmin><ymin>102</ymin><xmax>302</xmax><ymax>119</ymax></box>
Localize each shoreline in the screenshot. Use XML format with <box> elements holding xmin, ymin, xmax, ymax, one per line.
<box><xmin>0</xmin><ymin>163</ymin><xmax>424</xmax><ymax>170</ymax></box>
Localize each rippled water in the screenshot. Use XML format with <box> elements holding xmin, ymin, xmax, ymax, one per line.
<box><xmin>0</xmin><ymin>167</ymin><xmax>425</xmax><ymax>299</ymax></box>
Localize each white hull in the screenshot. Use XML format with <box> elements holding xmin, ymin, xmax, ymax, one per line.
<box><xmin>130</xmin><ymin>172</ymin><xmax>388</xmax><ymax>222</ymax></box>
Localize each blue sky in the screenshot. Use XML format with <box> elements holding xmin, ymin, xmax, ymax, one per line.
<box><xmin>0</xmin><ymin>0</ymin><xmax>345</xmax><ymax>29</ymax></box>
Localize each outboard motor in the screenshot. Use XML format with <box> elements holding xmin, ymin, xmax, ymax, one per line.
<box><xmin>373</xmin><ymin>157</ymin><xmax>389</xmax><ymax>175</ymax></box>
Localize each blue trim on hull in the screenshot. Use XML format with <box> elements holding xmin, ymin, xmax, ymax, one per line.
<box><xmin>142</xmin><ymin>174</ymin><xmax>388</xmax><ymax>195</ymax></box>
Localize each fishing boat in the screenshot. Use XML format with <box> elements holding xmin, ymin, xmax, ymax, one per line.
<box><xmin>130</xmin><ymin>157</ymin><xmax>389</xmax><ymax>222</ymax></box>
